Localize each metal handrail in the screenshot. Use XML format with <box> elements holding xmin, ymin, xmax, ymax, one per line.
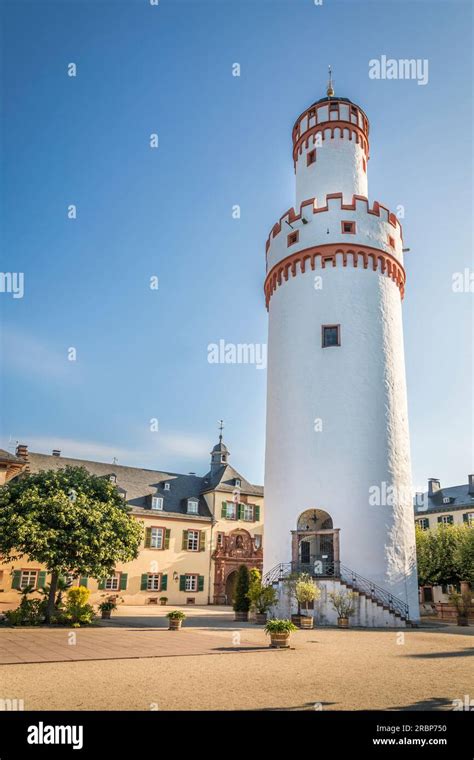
<box><xmin>263</xmin><ymin>561</ymin><xmax>410</xmax><ymax>620</ymax></box>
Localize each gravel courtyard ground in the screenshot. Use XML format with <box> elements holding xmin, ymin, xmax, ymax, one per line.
<box><xmin>1</xmin><ymin>606</ymin><xmax>472</xmax><ymax>711</ymax></box>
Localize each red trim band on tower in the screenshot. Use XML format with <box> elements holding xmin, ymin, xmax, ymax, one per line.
<box><xmin>264</xmin><ymin>243</ymin><xmax>406</xmax><ymax>308</ymax></box>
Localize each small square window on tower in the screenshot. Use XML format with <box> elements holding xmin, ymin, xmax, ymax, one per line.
<box><xmin>287</xmin><ymin>230</ymin><xmax>299</xmax><ymax>247</ymax></box>
<box><xmin>307</xmin><ymin>149</ymin><xmax>316</xmax><ymax>166</ymax></box>
<box><xmin>362</xmin><ymin>157</ymin><xmax>367</xmax><ymax>173</ymax></box>
<box><xmin>329</xmin><ymin>103</ymin><xmax>338</xmax><ymax>112</ymax></box>
<box><xmin>388</xmin><ymin>235</ymin><xmax>395</xmax><ymax>248</ymax></box>
<box><xmin>341</xmin><ymin>221</ymin><xmax>356</xmax><ymax>234</ymax></box>
<box><xmin>322</xmin><ymin>325</ymin><xmax>341</xmax><ymax>348</ymax></box>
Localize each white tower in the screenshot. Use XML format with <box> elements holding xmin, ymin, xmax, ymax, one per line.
<box><xmin>264</xmin><ymin>74</ymin><xmax>419</xmax><ymax>625</ymax></box>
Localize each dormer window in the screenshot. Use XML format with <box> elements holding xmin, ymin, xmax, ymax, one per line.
<box><xmin>235</xmin><ymin>479</ymin><xmax>241</xmax><ymax>487</ymax></box>
<box><xmin>187</xmin><ymin>499</ymin><xmax>199</xmax><ymax>514</ymax></box>
<box><xmin>151</xmin><ymin>496</ymin><xmax>163</xmax><ymax>511</ymax></box>
<box><xmin>442</xmin><ymin>497</ymin><xmax>451</xmax><ymax>504</ymax></box>
<box><xmin>109</xmin><ymin>474</ymin><xmax>117</xmax><ymax>484</ymax></box>
<box><xmin>164</xmin><ymin>482</ymin><xmax>170</xmax><ymax>491</ymax></box>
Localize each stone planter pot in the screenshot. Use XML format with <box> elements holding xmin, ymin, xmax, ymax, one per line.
<box><xmin>168</xmin><ymin>618</ymin><xmax>182</xmax><ymax>630</ymax></box>
<box><xmin>255</xmin><ymin>612</ymin><xmax>267</xmax><ymax>625</ymax></box>
<box><xmin>101</xmin><ymin>610</ymin><xmax>111</xmax><ymax>620</ymax></box>
<box><xmin>457</xmin><ymin>616</ymin><xmax>469</xmax><ymax>627</ymax></box>
<box><xmin>234</xmin><ymin>611</ymin><xmax>249</xmax><ymax>622</ymax></box>
<box><xmin>160</xmin><ymin>600</ymin><xmax>167</xmax><ymax>606</ymax></box>
<box><xmin>299</xmin><ymin>615</ymin><xmax>313</xmax><ymax>629</ymax></box>
<box><xmin>337</xmin><ymin>617</ymin><xmax>349</xmax><ymax>628</ymax></box>
<box><xmin>269</xmin><ymin>632</ymin><xmax>290</xmax><ymax>649</ymax></box>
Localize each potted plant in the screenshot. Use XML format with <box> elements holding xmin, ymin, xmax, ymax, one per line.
<box><xmin>329</xmin><ymin>590</ymin><xmax>356</xmax><ymax>628</ymax></box>
<box><xmin>283</xmin><ymin>572</ymin><xmax>302</xmax><ymax>626</ymax></box>
<box><xmin>295</xmin><ymin>574</ymin><xmax>320</xmax><ymax>629</ymax></box>
<box><xmin>233</xmin><ymin>565</ymin><xmax>251</xmax><ymax>622</ymax></box>
<box><xmin>159</xmin><ymin>596</ymin><xmax>168</xmax><ymax>606</ymax></box>
<box><xmin>449</xmin><ymin>591</ymin><xmax>471</xmax><ymax>626</ymax></box>
<box><xmin>264</xmin><ymin>619</ymin><xmax>297</xmax><ymax>648</ymax></box>
<box><xmin>98</xmin><ymin>599</ymin><xmax>117</xmax><ymax>620</ymax></box>
<box><xmin>247</xmin><ymin>568</ymin><xmax>278</xmax><ymax>624</ymax></box>
<box><xmin>166</xmin><ymin>610</ymin><xmax>186</xmax><ymax>630</ymax></box>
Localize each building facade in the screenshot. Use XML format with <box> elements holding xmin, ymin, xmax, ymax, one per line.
<box><xmin>0</xmin><ymin>438</ymin><xmax>263</xmax><ymax>608</ymax></box>
<box><xmin>263</xmin><ymin>78</ymin><xmax>420</xmax><ymax>625</ymax></box>
<box><xmin>415</xmin><ymin>475</ymin><xmax>474</xmax><ymax>607</ymax></box>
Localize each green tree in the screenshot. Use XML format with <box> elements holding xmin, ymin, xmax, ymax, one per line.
<box><xmin>415</xmin><ymin>524</ymin><xmax>474</xmax><ymax>588</ymax></box>
<box><xmin>247</xmin><ymin>567</ymin><xmax>278</xmax><ymax>613</ymax></box>
<box><xmin>0</xmin><ymin>466</ymin><xmax>143</xmax><ymax>623</ymax></box>
<box><xmin>455</xmin><ymin>527</ymin><xmax>474</xmax><ymax>585</ymax></box>
<box><xmin>233</xmin><ymin>564</ymin><xmax>250</xmax><ymax>613</ymax></box>
<box><xmin>295</xmin><ymin>574</ymin><xmax>321</xmax><ymax>615</ymax></box>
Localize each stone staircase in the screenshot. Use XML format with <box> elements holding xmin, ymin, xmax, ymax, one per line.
<box><xmin>263</xmin><ymin>562</ymin><xmax>412</xmax><ymax>628</ymax></box>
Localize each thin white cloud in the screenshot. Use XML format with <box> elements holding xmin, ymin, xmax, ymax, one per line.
<box><xmin>0</xmin><ymin>325</ymin><xmax>81</xmax><ymax>383</ymax></box>
<box><xmin>1</xmin><ymin>431</ymin><xmax>211</xmax><ymax>471</ymax></box>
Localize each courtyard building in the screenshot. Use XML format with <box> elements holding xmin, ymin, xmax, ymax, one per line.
<box><xmin>0</xmin><ymin>437</ymin><xmax>263</xmax><ymax>608</ymax></box>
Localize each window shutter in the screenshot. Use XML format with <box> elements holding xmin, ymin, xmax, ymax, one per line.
<box><xmin>79</xmin><ymin>577</ymin><xmax>88</xmax><ymax>588</ymax></box>
<box><xmin>254</xmin><ymin>505</ymin><xmax>260</xmax><ymax>521</ymax></box>
<box><xmin>119</xmin><ymin>573</ymin><xmax>128</xmax><ymax>590</ymax></box>
<box><xmin>221</xmin><ymin>502</ymin><xmax>227</xmax><ymax>518</ymax></box>
<box><xmin>161</xmin><ymin>574</ymin><xmax>167</xmax><ymax>591</ymax></box>
<box><xmin>37</xmin><ymin>571</ymin><xmax>47</xmax><ymax>588</ymax></box>
<box><xmin>140</xmin><ymin>574</ymin><xmax>148</xmax><ymax>591</ymax></box>
<box><xmin>179</xmin><ymin>575</ymin><xmax>186</xmax><ymax>591</ymax></box>
<box><xmin>198</xmin><ymin>575</ymin><xmax>204</xmax><ymax>592</ymax></box>
<box><xmin>98</xmin><ymin>578</ymin><xmax>106</xmax><ymax>590</ymax></box>
<box><xmin>199</xmin><ymin>531</ymin><xmax>206</xmax><ymax>552</ymax></box>
<box><xmin>238</xmin><ymin>504</ymin><xmax>243</xmax><ymax>520</ymax></box>
<box><xmin>144</xmin><ymin>528</ymin><xmax>152</xmax><ymax>548</ymax></box>
<box><xmin>12</xmin><ymin>570</ymin><xmax>21</xmax><ymax>589</ymax></box>
<box><xmin>182</xmin><ymin>530</ymin><xmax>188</xmax><ymax>550</ymax></box>
<box><xmin>463</xmin><ymin>513</ymin><xmax>469</xmax><ymax>523</ymax></box>
<box><xmin>164</xmin><ymin>529</ymin><xmax>171</xmax><ymax>549</ymax></box>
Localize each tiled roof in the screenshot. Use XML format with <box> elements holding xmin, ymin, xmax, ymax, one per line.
<box><xmin>0</xmin><ymin>449</ymin><xmax>25</xmax><ymax>463</ymax></box>
<box><xmin>26</xmin><ymin>452</ymin><xmax>263</xmax><ymax>518</ymax></box>
<box><xmin>414</xmin><ymin>483</ymin><xmax>474</xmax><ymax>515</ymax></box>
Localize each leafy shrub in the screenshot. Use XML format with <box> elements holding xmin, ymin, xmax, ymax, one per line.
<box><xmin>264</xmin><ymin>619</ymin><xmax>297</xmax><ymax>635</ymax></box>
<box><xmin>295</xmin><ymin>574</ymin><xmax>321</xmax><ymax>613</ymax></box>
<box><xmin>329</xmin><ymin>591</ymin><xmax>356</xmax><ymax>618</ymax></box>
<box><xmin>62</xmin><ymin>585</ymin><xmax>95</xmax><ymax>627</ymax></box>
<box><xmin>4</xmin><ymin>598</ymin><xmax>45</xmax><ymax>626</ymax></box>
<box><xmin>247</xmin><ymin>568</ymin><xmax>278</xmax><ymax>613</ymax></box>
<box><xmin>166</xmin><ymin>610</ymin><xmax>186</xmax><ymax>620</ymax></box>
<box><xmin>233</xmin><ymin>565</ymin><xmax>250</xmax><ymax>612</ymax></box>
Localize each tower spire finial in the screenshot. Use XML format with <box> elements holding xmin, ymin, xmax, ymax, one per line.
<box><xmin>218</xmin><ymin>419</ymin><xmax>224</xmax><ymax>443</ymax></box>
<box><xmin>327</xmin><ymin>65</ymin><xmax>334</xmax><ymax>97</ymax></box>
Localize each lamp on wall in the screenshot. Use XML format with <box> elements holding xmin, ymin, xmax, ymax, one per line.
<box><xmin>173</xmin><ymin>572</ymin><xmax>178</xmax><ymax>582</ymax></box>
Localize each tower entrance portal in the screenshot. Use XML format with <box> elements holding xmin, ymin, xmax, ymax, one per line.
<box><xmin>292</xmin><ymin>510</ymin><xmax>340</xmax><ymax>577</ymax></box>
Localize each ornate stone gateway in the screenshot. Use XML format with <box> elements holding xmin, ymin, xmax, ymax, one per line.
<box><xmin>292</xmin><ymin>509</ymin><xmax>340</xmax><ymax>576</ymax></box>
<box><xmin>212</xmin><ymin>529</ymin><xmax>263</xmax><ymax>604</ymax></box>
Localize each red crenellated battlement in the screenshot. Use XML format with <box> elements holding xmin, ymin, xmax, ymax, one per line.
<box><xmin>265</xmin><ymin>194</ymin><xmax>403</xmax><ymax>255</ymax></box>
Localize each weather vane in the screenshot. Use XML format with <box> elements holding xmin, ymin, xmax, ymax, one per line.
<box><xmin>327</xmin><ymin>65</ymin><xmax>335</xmax><ymax>97</ymax></box>
<box><xmin>218</xmin><ymin>419</ymin><xmax>224</xmax><ymax>442</ymax></box>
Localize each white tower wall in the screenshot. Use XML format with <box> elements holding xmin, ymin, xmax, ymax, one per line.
<box><xmin>264</xmin><ymin>94</ymin><xmax>419</xmax><ymax>623</ymax></box>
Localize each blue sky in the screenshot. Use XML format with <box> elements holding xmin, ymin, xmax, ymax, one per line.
<box><xmin>0</xmin><ymin>0</ymin><xmax>472</xmax><ymax>491</ymax></box>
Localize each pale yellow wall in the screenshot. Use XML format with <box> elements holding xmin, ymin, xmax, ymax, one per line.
<box><xmin>415</xmin><ymin>508</ymin><xmax>473</xmax><ymax>531</ymax></box>
<box><xmin>0</xmin><ymin>489</ymin><xmax>265</xmax><ymax>608</ymax></box>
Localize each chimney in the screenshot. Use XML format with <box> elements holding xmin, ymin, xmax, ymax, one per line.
<box><xmin>428</xmin><ymin>478</ymin><xmax>441</xmax><ymax>495</ymax></box>
<box><xmin>52</xmin><ymin>450</ymin><xmax>61</xmax><ymax>457</ymax></box>
<box><xmin>15</xmin><ymin>443</ymin><xmax>28</xmax><ymax>459</ymax></box>
<box><xmin>468</xmin><ymin>474</ymin><xmax>474</xmax><ymax>496</ymax></box>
